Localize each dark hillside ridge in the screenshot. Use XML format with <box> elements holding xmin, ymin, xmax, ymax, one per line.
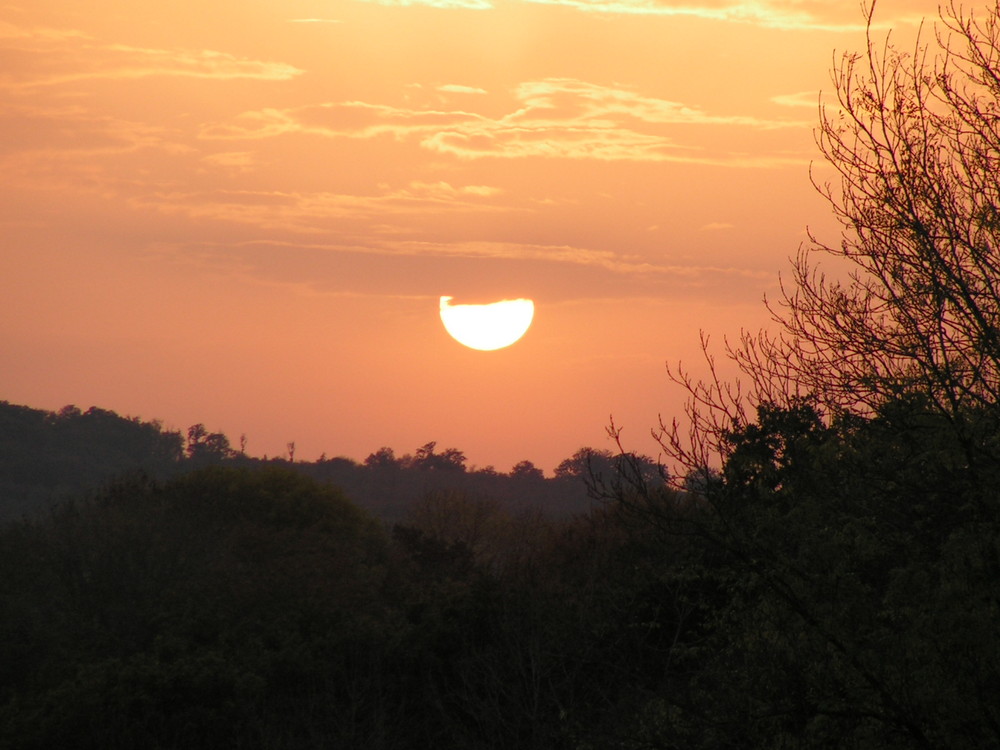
<box><xmin>0</xmin><ymin>402</ymin><xmax>184</xmax><ymax>521</ymax></box>
<box><xmin>0</xmin><ymin>400</ymin><xmax>654</xmax><ymax>523</ymax></box>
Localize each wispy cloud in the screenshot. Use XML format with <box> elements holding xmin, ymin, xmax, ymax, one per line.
<box><xmin>203</xmin><ymin>77</ymin><xmax>808</xmax><ymax>166</ymax></box>
<box><xmin>201</xmin><ymin>151</ymin><xmax>256</xmax><ymax>171</ymax></box>
<box><xmin>344</xmin><ymin>0</ymin><xmax>936</xmax><ymax>30</ymax></box>
<box><xmin>12</xmin><ymin>48</ymin><xmax>301</xmax><ymax>89</ymax></box>
<box><xmin>368</xmin><ymin>0</ymin><xmax>494</xmax><ymax>8</ymax></box>
<box><xmin>516</xmin><ymin>0</ymin><xmax>846</xmax><ymax>29</ymax></box>
<box><xmin>386</xmin><ymin>238</ymin><xmax>770</xmax><ymax>278</ymax></box>
<box><xmin>128</xmin><ymin>181</ymin><xmax>513</xmax><ymax>233</ymax></box>
<box><xmin>513</xmin><ymin>78</ymin><xmax>776</xmax><ymax>126</ymax></box>
<box><xmin>0</xmin><ymin>21</ymin><xmax>91</xmax><ymax>41</ymax></box>
<box><xmin>771</xmin><ymin>91</ymin><xmax>820</xmax><ymax>109</ymax></box>
<box><xmin>0</xmin><ymin>103</ymin><xmax>186</xmax><ymax>171</ymax></box>
<box><xmin>153</xmin><ymin>237</ymin><xmax>772</xmax><ymax>293</ymax></box>
<box><xmin>0</xmin><ymin>23</ymin><xmax>302</xmax><ymax>91</ymax></box>
<box><xmin>438</xmin><ymin>84</ymin><xmax>489</xmax><ymax>95</ymax></box>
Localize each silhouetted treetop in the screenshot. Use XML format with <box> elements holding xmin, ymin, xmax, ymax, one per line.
<box><xmin>364</xmin><ymin>446</ymin><xmax>399</xmax><ymax>468</ymax></box>
<box><xmin>185</xmin><ymin>423</ymin><xmax>234</xmax><ymax>464</ymax></box>
<box><xmin>554</xmin><ymin>448</ymin><xmax>614</xmax><ymax>479</ymax></box>
<box><xmin>407</xmin><ymin>441</ymin><xmax>467</xmax><ymax>472</ymax></box>
<box><xmin>555</xmin><ymin>446</ymin><xmax>663</xmax><ymax>489</ymax></box>
<box><xmin>510</xmin><ymin>460</ymin><xmax>544</xmax><ymax>481</ymax></box>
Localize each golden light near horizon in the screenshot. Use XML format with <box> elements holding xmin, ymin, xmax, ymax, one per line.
<box><xmin>439</xmin><ymin>296</ymin><xmax>535</xmax><ymax>351</ymax></box>
<box><xmin>0</xmin><ymin>0</ymin><xmax>945</xmax><ymax>472</ymax></box>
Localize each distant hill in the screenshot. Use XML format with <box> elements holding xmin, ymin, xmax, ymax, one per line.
<box><xmin>0</xmin><ymin>400</ymin><xmax>635</xmax><ymax>523</ymax></box>
<box><xmin>0</xmin><ymin>401</ymin><xmax>184</xmax><ymax>521</ymax></box>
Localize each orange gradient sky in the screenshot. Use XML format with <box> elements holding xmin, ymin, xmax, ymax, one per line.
<box><xmin>1</xmin><ymin>0</ymin><xmax>947</xmax><ymax>471</ymax></box>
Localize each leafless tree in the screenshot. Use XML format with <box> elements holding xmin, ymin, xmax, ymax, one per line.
<box><xmin>660</xmin><ymin>1</ymin><xmax>1000</xmax><ymax>478</ymax></box>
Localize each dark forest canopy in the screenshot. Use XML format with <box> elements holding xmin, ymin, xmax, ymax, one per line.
<box><xmin>0</xmin><ymin>401</ymin><xmax>184</xmax><ymax>520</ymax></box>
<box><xmin>2</xmin><ymin>393</ymin><xmax>999</xmax><ymax>749</ymax></box>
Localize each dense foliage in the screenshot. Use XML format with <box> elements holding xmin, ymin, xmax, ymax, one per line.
<box><xmin>637</xmin><ymin>3</ymin><xmax>1000</xmax><ymax>745</ymax></box>
<box><xmin>3</xmin><ymin>394</ymin><xmax>998</xmax><ymax>748</ymax></box>
<box><xmin>624</xmin><ymin>397</ymin><xmax>1000</xmax><ymax>748</ymax></box>
<box><xmin>0</xmin><ymin>403</ymin><xmax>184</xmax><ymax>521</ymax></box>
<box><xmin>0</xmin><ymin>466</ymin><xmax>681</xmax><ymax>749</ymax></box>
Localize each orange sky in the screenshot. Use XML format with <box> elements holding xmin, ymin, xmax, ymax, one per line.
<box><xmin>0</xmin><ymin>0</ymin><xmax>948</xmax><ymax>472</ymax></box>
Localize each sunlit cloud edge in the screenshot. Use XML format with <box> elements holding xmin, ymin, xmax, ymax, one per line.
<box><xmin>345</xmin><ymin>0</ymin><xmax>930</xmax><ymax>31</ymax></box>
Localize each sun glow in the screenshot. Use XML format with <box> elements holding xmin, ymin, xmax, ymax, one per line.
<box><xmin>439</xmin><ymin>296</ymin><xmax>535</xmax><ymax>351</ymax></box>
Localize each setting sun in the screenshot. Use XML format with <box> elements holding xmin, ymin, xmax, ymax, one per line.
<box><xmin>0</xmin><ymin>0</ymin><xmax>941</xmax><ymax>470</ymax></box>
<box><xmin>439</xmin><ymin>296</ymin><xmax>534</xmax><ymax>351</ymax></box>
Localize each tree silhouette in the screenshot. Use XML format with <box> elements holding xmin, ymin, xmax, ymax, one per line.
<box><xmin>363</xmin><ymin>446</ymin><xmax>399</xmax><ymax>469</ymax></box>
<box><xmin>614</xmin><ymin>6</ymin><xmax>1000</xmax><ymax>746</ymax></box>
<box><xmin>553</xmin><ymin>447</ymin><xmax>614</xmax><ymax>479</ymax></box>
<box><xmin>185</xmin><ymin>424</ymin><xmax>233</xmax><ymax>463</ymax></box>
<box><xmin>663</xmin><ymin>1</ymin><xmax>1000</xmax><ymax>475</ymax></box>
<box><xmin>409</xmin><ymin>441</ymin><xmax>467</xmax><ymax>472</ymax></box>
<box><xmin>510</xmin><ymin>460</ymin><xmax>544</xmax><ymax>480</ymax></box>
<box><xmin>755</xmin><ymin>3</ymin><xmax>1000</xmax><ymax>410</ymax></box>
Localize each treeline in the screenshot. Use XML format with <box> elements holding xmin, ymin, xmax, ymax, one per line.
<box><xmin>0</xmin><ymin>399</ymin><xmax>661</xmax><ymax>523</ymax></box>
<box><xmin>1</xmin><ymin>391</ymin><xmax>998</xmax><ymax>748</ymax></box>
